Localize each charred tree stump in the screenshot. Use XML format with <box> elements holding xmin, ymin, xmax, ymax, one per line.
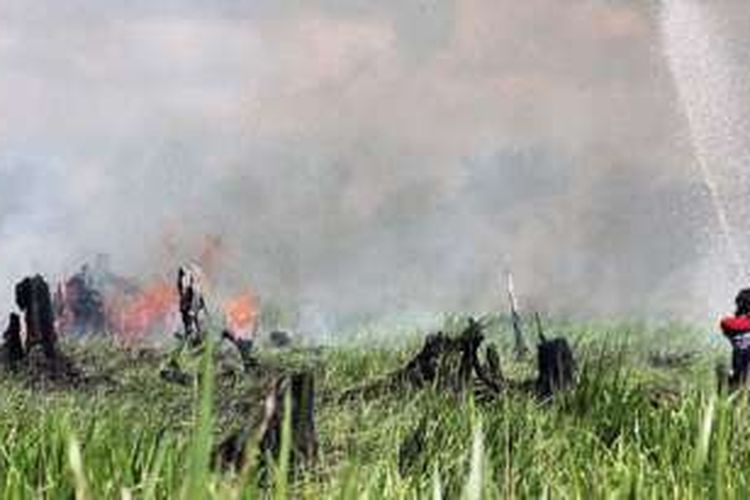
<box><xmin>159</xmin><ymin>358</ymin><xmax>194</xmax><ymax>386</ymax></box>
<box><xmin>457</xmin><ymin>318</ymin><xmax>483</xmax><ymax>390</ymax></box>
<box><xmin>61</xmin><ymin>265</ymin><xmax>106</xmax><ymax>336</ymax></box>
<box><xmin>177</xmin><ymin>266</ymin><xmax>206</xmax><ymax>347</ymax></box>
<box><xmin>15</xmin><ymin>275</ymin><xmax>57</xmax><ymax>359</ymax></box>
<box><xmin>506</xmin><ymin>272</ymin><xmax>529</xmax><ymax>360</ymax></box>
<box><xmin>269</xmin><ymin>331</ymin><xmax>292</xmax><ymax>348</ymax></box>
<box><xmin>345</xmin><ymin>318</ymin><xmax>502</xmax><ymax>400</ymax></box>
<box><xmin>346</xmin><ymin>318</ymin><xmax>576</xmax><ymax>402</ymax></box>
<box><xmin>457</xmin><ymin>318</ymin><xmax>503</xmax><ymax>394</ymax></box>
<box><xmin>215</xmin><ymin>372</ymin><xmax>319</xmax><ymax>475</ymax></box>
<box><xmin>399</xmin><ymin>318</ymin><xmax>500</xmax><ymax>394</ymax></box>
<box><xmin>395</xmin><ymin>332</ymin><xmax>451</xmax><ymax>389</ymax></box>
<box><xmin>2</xmin><ymin>313</ymin><xmax>24</xmax><ymax>368</ymax></box>
<box><xmin>536</xmin><ymin>337</ymin><xmax>576</xmax><ymax>398</ymax></box>
<box><xmin>485</xmin><ymin>344</ymin><xmax>503</xmax><ymax>383</ymax></box>
<box><xmin>259</xmin><ymin>372</ymin><xmax>318</xmax><ymax>468</ymax></box>
<box><xmin>222</xmin><ymin>330</ymin><xmax>258</xmax><ymax>372</ymax></box>
<box><xmin>214</xmin><ymin>428</ymin><xmax>251</xmax><ymax>473</ymax></box>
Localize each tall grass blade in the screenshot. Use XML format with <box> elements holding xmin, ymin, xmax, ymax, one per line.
<box><xmin>695</xmin><ymin>394</ymin><xmax>716</xmax><ymax>473</ymax></box>
<box><xmin>463</xmin><ymin>418</ymin><xmax>484</xmax><ymax>500</ymax></box>
<box><xmin>182</xmin><ymin>341</ymin><xmax>216</xmax><ymax>500</ymax></box>
<box><xmin>273</xmin><ymin>388</ymin><xmax>293</xmax><ymax>500</ymax></box>
<box><xmin>67</xmin><ymin>435</ymin><xmax>89</xmax><ymax>500</ymax></box>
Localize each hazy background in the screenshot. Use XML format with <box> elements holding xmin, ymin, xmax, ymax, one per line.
<box><xmin>1</xmin><ymin>0</ymin><xmax>749</xmax><ymax>333</ymax></box>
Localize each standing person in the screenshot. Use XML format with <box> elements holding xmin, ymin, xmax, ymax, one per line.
<box><xmin>720</xmin><ymin>289</ymin><xmax>750</xmax><ymax>388</ymax></box>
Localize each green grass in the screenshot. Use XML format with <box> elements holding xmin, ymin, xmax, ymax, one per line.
<box><xmin>0</xmin><ymin>317</ymin><xmax>745</xmax><ymax>498</ymax></box>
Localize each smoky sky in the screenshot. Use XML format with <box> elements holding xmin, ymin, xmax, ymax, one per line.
<box><xmin>1</xmin><ymin>0</ymin><xmax>748</xmax><ymax>330</ymax></box>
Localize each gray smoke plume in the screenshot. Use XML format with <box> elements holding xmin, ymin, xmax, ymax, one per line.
<box><xmin>1</xmin><ymin>0</ymin><xmax>749</xmax><ymax>333</ymax></box>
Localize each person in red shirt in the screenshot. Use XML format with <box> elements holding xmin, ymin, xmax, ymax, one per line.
<box><xmin>720</xmin><ymin>289</ymin><xmax>750</xmax><ymax>388</ymax></box>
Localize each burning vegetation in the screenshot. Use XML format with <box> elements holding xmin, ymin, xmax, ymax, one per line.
<box><xmin>223</xmin><ymin>292</ymin><xmax>259</xmax><ymax>340</ymax></box>
<box><xmin>46</xmin><ymin>254</ymin><xmax>261</xmax><ymax>349</ymax></box>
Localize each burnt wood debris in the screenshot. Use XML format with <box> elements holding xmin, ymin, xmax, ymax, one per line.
<box><xmin>0</xmin><ymin>275</ymin><xmax>87</xmax><ymax>384</ymax></box>
<box><xmin>344</xmin><ymin>316</ymin><xmax>576</xmax><ymax>401</ymax></box>
<box><xmin>534</xmin><ymin>312</ymin><xmax>576</xmax><ymax>398</ymax></box>
<box><xmin>389</xmin><ymin>317</ymin><xmax>502</xmax><ymax>395</ymax></box>
<box><xmin>269</xmin><ymin>330</ymin><xmax>292</xmax><ymax>348</ymax></box>
<box><xmin>215</xmin><ymin>372</ymin><xmax>319</xmax><ymax>474</ymax></box>
<box><xmin>177</xmin><ymin>265</ymin><xmax>207</xmax><ymax>347</ymax></box>
<box><xmin>506</xmin><ymin>271</ymin><xmax>529</xmax><ymax>360</ymax></box>
<box><xmin>221</xmin><ymin>330</ymin><xmax>258</xmax><ymax>372</ymax></box>
<box><xmin>159</xmin><ymin>358</ymin><xmax>194</xmax><ymax>386</ymax></box>
<box><xmin>536</xmin><ymin>337</ymin><xmax>576</xmax><ymax>398</ymax></box>
<box><xmin>58</xmin><ymin>265</ymin><xmax>106</xmax><ymax>336</ymax></box>
<box><xmin>2</xmin><ymin>313</ymin><xmax>23</xmax><ymax>367</ymax></box>
<box><xmin>15</xmin><ymin>275</ymin><xmax>58</xmax><ymax>359</ymax></box>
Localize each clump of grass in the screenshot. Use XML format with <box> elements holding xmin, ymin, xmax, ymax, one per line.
<box><xmin>0</xmin><ymin>320</ymin><xmax>746</xmax><ymax>498</ymax></box>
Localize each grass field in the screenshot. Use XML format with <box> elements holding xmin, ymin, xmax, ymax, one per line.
<box><xmin>0</xmin><ymin>316</ymin><xmax>745</xmax><ymax>499</ymax></box>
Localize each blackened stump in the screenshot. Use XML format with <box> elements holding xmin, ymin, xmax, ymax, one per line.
<box><xmin>397</xmin><ymin>332</ymin><xmax>450</xmax><ymax>389</ymax></box>
<box><xmin>485</xmin><ymin>344</ymin><xmax>503</xmax><ymax>383</ymax></box>
<box><xmin>269</xmin><ymin>331</ymin><xmax>292</xmax><ymax>348</ymax></box>
<box><xmin>536</xmin><ymin>337</ymin><xmax>576</xmax><ymax>398</ymax></box>
<box><xmin>215</xmin><ymin>372</ymin><xmax>318</xmax><ymax>474</ymax></box>
<box><xmin>63</xmin><ymin>265</ymin><xmax>106</xmax><ymax>336</ymax></box>
<box><xmin>221</xmin><ymin>330</ymin><xmax>258</xmax><ymax>372</ymax></box>
<box><xmin>345</xmin><ymin>318</ymin><xmax>502</xmax><ymax>400</ymax></box>
<box><xmin>406</xmin><ymin>318</ymin><xmax>500</xmax><ymax>394</ymax></box>
<box><xmin>159</xmin><ymin>359</ymin><xmax>194</xmax><ymax>386</ymax></box>
<box><xmin>214</xmin><ymin>429</ymin><xmax>249</xmax><ymax>473</ymax></box>
<box><xmin>2</xmin><ymin>313</ymin><xmax>24</xmax><ymax>366</ymax></box>
<box><xmin>457</xmin><ymin>317</ymin><xmax>483</xmax><ymax>390</ymax></box>
<box><xmin>177</xmin><ymin>266</ymin><xmax>206</xmax><ymax>347</ymax></box>
<box><xmin>15</xmin><ymin>275</ymin><xmax>57</xmax><ymax>358</ymax></box>
<box><xmin>260</xmin><ymin>372</ymin><xmax>318</xmax><ymax>468</ymax></box>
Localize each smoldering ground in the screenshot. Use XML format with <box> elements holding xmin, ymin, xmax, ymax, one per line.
<box><xmin>1</xmin><ymin>0</ymin><xmax>749</xmax><ymax>333</ymax></box>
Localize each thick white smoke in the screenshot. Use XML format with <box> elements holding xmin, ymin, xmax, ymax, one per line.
<box><xmin>661</xmin><ymin>0</ymin><xmax>750</xmax><ymax>316</ymax></box>
<box><xmin>1</xmin><ymin>0</ymin><xmax>748</xmax><ymax>332</ymax></box>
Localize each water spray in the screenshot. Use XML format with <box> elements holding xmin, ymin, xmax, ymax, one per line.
<box><xmin>660</xmin><ymin>0</ymin><xmax>750</xmax><ymax>279</ymax></box>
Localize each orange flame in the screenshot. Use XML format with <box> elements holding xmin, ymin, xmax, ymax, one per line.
<box><xmin>109</xmin><ymin>281</ymin><xmax>176</xmax><ymax>343</ymax></box>
<box><xmin>224</xmin><ymin>292</ymin><xmax>259</xmax><ymax>339</ymax></box>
